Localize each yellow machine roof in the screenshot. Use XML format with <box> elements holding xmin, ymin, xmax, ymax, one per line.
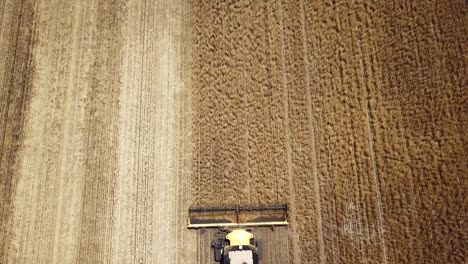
<box><xmin>226</xmin><ymin>229</ymin><xmax>253</xmax><ymax>246</ymax></box>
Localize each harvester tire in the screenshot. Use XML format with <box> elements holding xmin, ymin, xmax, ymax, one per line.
<box><xmin>214</xmin><ymin>248</ymin><xmax>223</xmax><ymax>262</ymax></box>
<box><xmin>256</xmin><ymin>239</ymin><xmax>263</xmax><ymax>260</ymax></box>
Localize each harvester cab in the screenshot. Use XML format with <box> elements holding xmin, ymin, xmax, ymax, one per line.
<box><xmin>187</xmin><ymin>204</ymin><xmax>288</xmax><ymax>263</ymax></box>
<box><xmin>211</xmin><ymin>229</ymin><xmax>262</xmax><ymax>264</ymax></box>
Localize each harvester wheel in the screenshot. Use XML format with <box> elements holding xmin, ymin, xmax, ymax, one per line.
<box><xmin>214</xmin><ymin>248</ymin><xmax>223</xmax><ymax>262</ymax></box>
<box><xmin>256</xmin><ymin>239</ymin><xmax>263</xmax><ymax>260</ymax></box>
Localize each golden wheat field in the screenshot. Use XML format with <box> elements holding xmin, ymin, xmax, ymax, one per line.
<box><xmin>0</xmin><ymin>0</ymin><xmax>466</xmax><ymax>263</ymax></box>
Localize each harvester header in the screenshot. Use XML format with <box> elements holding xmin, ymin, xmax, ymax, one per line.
<box><xmin>187</xmin><ymin>204</ymin><xmax>288</xmax><ymax>229</ymax></box>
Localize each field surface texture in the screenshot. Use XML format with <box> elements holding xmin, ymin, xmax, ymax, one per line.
<box><xmin>0</xmin><ymin>0</ymin><xmax>466</xmax><ymax>263</ymax></box>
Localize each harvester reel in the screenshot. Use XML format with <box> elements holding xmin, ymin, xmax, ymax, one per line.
<box><xmin>187</xmin><ymin>204</ymin><xmax>288</xmax><ymax>228</ymax></box>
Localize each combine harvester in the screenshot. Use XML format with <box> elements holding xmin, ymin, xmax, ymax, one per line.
<box><xmin>188</xmin><ymin>204</ymin><xmax>288</xmax><ymax>264</ymax></box>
